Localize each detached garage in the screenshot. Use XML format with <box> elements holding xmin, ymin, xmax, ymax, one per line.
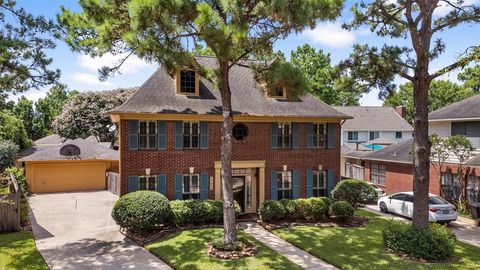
<box><xmin>19</xmin><ymin>138</ymin><xmax>119</xmax><ymax>193</ymax></box>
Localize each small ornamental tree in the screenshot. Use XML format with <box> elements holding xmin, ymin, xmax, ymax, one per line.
<box><xmin>430</xmin><ymin>134</ymin><xmax>450</xmax><ymax>197</ymax></box>
<box><xmin>445</xmin><ymin>135</ymin><xmax>474</xmax><ymax>213</ymax></box>
<box><xmin>341</xmin><ymin>0</ymin><xmax>480</xmax><ymax>230</ymax></box>
<box><xmin>331</xmin><ymin>179</ymin><xmax>378</xmax><ymax>209</ymax></box>
<box><xmin>59</xmin><ymin>0</ymin><xmax>344</xmax><ymax>245</ymax></box>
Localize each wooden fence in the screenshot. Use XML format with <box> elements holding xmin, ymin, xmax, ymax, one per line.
<box><xmin>0</xmin><ymin>174</ymin><xmax>21</xmax><ymax>233</ymax></box>
<box><xmin>107</xmin><ymin>172</ymin><xmax>121</xmax><ymax>196</ymax></box>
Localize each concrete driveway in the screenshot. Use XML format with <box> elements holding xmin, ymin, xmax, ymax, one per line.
<box><xmin>29</xmin><ymin>191</ymin><xmax>172</xmax><ymax>270</ymax></box>
<box><xmin>363</xmin><ymin>204</ymin><xmax>480</xmax><ymax>247</ymax></box>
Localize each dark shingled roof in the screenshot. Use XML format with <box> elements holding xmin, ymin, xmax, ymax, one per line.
<box><xmin>111</xmin><ymin>56</ymin><xmax>350</xmax><ymax>119</ymax></box>
<box><xmin>466</xmin><ymin>155</ymin><xmax>480</xmax><ymax>167</ymax></box>
<box><xmin>429</xmin><ymin>94</ymin><xmax>480</xmax><ymax>120</ymax></box>
<box><xmin>363</xmin><ymin>138</ymin><xmax>414</xmax><ymax>164</ymax></box>
<box><xmin>333</xmin><ymin>106</ymin><xmax>413</xmax><ymax>131</ymax></box>
<box><xmin>19</xmin><ymin>138</ymin><xmax>118</xmax><ymax>161</ymax></box>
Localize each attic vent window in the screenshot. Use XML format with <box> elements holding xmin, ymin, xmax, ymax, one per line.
<box><xmin>60</xmin><ymin>144</ymin><xmax>81</xmax><ymax>158</ymax></box>
<box><xmin>269</xmin><ymin>86</ymin><xmax>286</xmax><ymax>98</ymax></box>
<box><xmin>176</xmin><ymin>70</ymin><xmax>199</xmax><ymax>96</ymax></box>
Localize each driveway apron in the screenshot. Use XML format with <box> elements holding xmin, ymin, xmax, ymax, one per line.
<box><xmin>29</xmin><ymin>191</ymin><xmax>172</xmax><ymax>270</ymax></box>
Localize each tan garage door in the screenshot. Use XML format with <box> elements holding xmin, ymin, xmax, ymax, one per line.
<box><xmin>32</xmin><ymin>162</ymin><xmax>106</xmax><ymax>193</ymax></box>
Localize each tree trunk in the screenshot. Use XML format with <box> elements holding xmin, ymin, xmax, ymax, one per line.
<box><xmin>219</xmin><ymin>59</ymin><xmax>237</xmax><ymax>244</ymax></box>
<box><xmin>412</xmin><ymin>71</ymin><xmax>431</xmax><ymax>230</ymax></box>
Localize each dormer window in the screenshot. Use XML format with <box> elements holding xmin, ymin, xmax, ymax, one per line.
<box><xmin>176</xmin><ymin>70</ymin><xmax>199</xmax><ymax>96</ymax></box>
<box><xmin>268</xmin><ymin>86</ymin><xmax>286</xmax><ymax>98</ymax></box>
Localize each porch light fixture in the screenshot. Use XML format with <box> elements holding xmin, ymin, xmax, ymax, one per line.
<box><xmin>189</xmin><ymin>167</ymin><xmax>195</xmax><ymax>174</ymax></box>
<box><xmin>283</xmin><ymin>165</ymin><xmax>288</xmax><ymax>171</ymax></box>
<box><xmin>145</xmin><ymin>168</ymin><xmax>151</xmax><ymax>176</ymax></box>
<box><xmin>318</xmin><ymin>165</ymin><xmax>323</xmax><ymax>171</ymax></box>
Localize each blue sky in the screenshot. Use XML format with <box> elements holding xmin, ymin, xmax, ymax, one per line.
<box><xmin>11</xmin><ymin>0</ymin><xmax>480</xmax><ymax>105</ymax></box>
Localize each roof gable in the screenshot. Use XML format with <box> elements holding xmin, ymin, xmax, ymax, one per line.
<box><xmin>363</xmin><ymin>138</ymin><xmax>414</xmax><ymax>163</ymax></box>
<box><xmin>111</xmin><ymin>56</ymin><xmax>350</xmax><ymax>119</ymax></box>
<box><xmin>334</xmin><ymin>106</ymin><xmax>413</xmax><ymax>131</ymax></box>
<box><xmin>429</xmin><ymin>94</ymin><xmax>480</xmax><ymax>121</ymax></box>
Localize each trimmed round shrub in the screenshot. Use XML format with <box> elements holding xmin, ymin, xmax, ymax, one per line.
<box><xmin>295</xmin><ymin>198</ymin><xmax>313</xmax><ymax>220</ymax></box>
<box><xmin>170</xmin><ymin>199</ymin><xmax>241</xmax><ymax>226</ymax></box>
<box><xmin>111</xmin><ymin>191</ymin><xmax>171</xmax><ymax>231</ymax></box>
<box><xmin>259</xmin><ymin>200</ymin><xmax>286</xmax><ymax>222</ymax></box>
<box><xmin>308</xmin><ymin>197</ymin><xmax>328</xmax><ymax>221</ymax></box>
<box><xmin>330</xmin><ymin>201</ymin><xmax>354</xmax><ymax>222</ymax></box>
<box><xmin>331</xmin><ymin>179</ymin><xmax>378</xmax><ymax>208</ymax></box>
<box><xmin>383</xmin><ymin>220</ymin><xmax>456</xmax><ymax>261</ymax></box>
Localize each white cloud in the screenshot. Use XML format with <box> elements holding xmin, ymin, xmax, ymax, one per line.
<box><xmin>302</xmin><ymin>22</ymin><xmax>368</xmax><ymax>48</ymax></box>
<box><xmin>70</xmin><ymin>72</ymin><xmax>114</xmax><ymax>87</ymax></box>
<box><xmin>434</xmin><ymin>0</ymin><xmax>479</xmax><ymax>16</ymax></box>
<box><xmin>8</xmin><ymin>90</ymin><xmax>47</xmax><ymax>103</ymax></box>
<box><xmin>77</xmin><ymin>53</ymin><xmax>153</xmax><ymax>75</ymax></box>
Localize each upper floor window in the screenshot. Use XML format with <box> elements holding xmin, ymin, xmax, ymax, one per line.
<box><xmin>183</xmin><ymin>121</ymin><xmax>200</xmax><ymax>149</ymax></box>
<box><xmin>347</xmin><ymin>131</ymin><xmax>358</xmax><ymax>141</ymax></box>
<box><xmin>139</xmin><ymin>121</ymin><xmax>157</xmax><ymax>149</ymax></box>
<box><xmin>313</xmin><ymin>170</ymin><xmax>327</xmax><ymax>197</ymax></box>
<box><xmin>313</xmin><ymin>123</ymin><xmax>326</xmax><ymax>148</ymax></box>
<box><xmin>370</xmin><ymin>163</ymin><xmax>386</xmax><ymax>185</ymax></box>
<box><xmin>233</xmin><ymin>123</ymin><xmax>248</xmax><ymax>141</ymax></box>
<box><xmin>269</xmin><ymin>86</ymin><xmax>286</xmax><ymax>98</ymax></box>
<box><xmin>138</xmin><ymin>175</ymin><xmax>157</xmax><ymax>191</ymax></box>
<box><xmin>278</xmin><ymin>123</ymin><xmax>292</xmax><ymax>148</ymax></box>
<box><xmin>369</xmin><ymin>131</ymin><xmax>380</xmax><ymax>140</ymax></box>
<box><xmin>183</xmin><ymin>174</ymin><xmax>200</xmax><ymax>199</ymax></box>
<box><xmin>277</xmin><ymin>171</ymin><xmax>292</xmax><ymax>200</ymax></box>
<box><xmin>395</xmin><ymin>131</ymin><xmax>403</xmax><ymax>139</ymax></box>
<box><xmin>177</xmin><ymin>70</ymin><xmax>198</xmax><ymax>95</ymax></box>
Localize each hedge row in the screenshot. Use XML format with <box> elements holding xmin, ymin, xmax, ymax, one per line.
<box><xmin>112</xmin><ymin>191</ymin><xmax>240</xmax><ymax>231</ymax></box>
<box><xmin>259</xmin><ymin>197</ymin><xmax>331</xmax><ymax>222</ymax></box>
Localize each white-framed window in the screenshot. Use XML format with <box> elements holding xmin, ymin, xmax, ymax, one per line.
<box><xmin>467</xmin><ymin>175</ymin><xmax>480</xmax><ymax>204</ymax></box>
<box><xmin>277</xmin><ymin>171</ymin><xmax>292</xmax><ymax>200</ymax></box>
<box><xmin>139</xmin><ymin>121</ymin><xmax>157</xmax><ymax>149</ymax></box>
<box><xmin>441</xmin><ymin>172</ymin><xmax>462</xmax><ymax>200</ymax></box>
<box><xmin>369</xmin><ymin>131</ymin><xmax>380</xmax><ymax>140</ymax></box>
<box><xmin>179</xmin><ymin>70</ymin><xmax>196</xmax><ymax>94</ymax></box>
<box><xmin>370</xmin><ymin>163</ymin><xmax>386</xmax><ymax>185</ymax></box>
<box><xmin>183</xmin><ymin>121</ymin><xmax>200</xmax><ymax>149</ymax></box>
<box><xmin>347</xmin><ymin>131</ymin><xmax>358</xmax><ymax>141</ymax></box>
<box><xmin>183</xmin><ymin>174</ymin><xmax>200</xmax><ymax>199</ymax></box>
<box><xmin>313</xmin><ymin>123</ymin><xmax>326</xmax><ymax>148</ymax></box>
<box><xmin>278</xmin><ymin>123</ymin><xmax>292</xmax><ymax>148</ymax></box>
<box><xmin>313</xmin><ymin>171</ymin><xmax>327</xmax><ymax>197</ymax></box>
<box><xmin>395</xmin><ymin>131</ymin><xmax>403</xmax><ymax>139</ymax></box>
<box><xmin>138</xmin><ymin>175</ymin><xmax>157</xmax><ymax>191</ymax></box>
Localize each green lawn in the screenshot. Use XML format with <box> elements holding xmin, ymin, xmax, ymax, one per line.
<box><xmin>146</xmin><ymin>228</ymin><xmax>302</xmax><ymax>270</ymax></box>
<box><xmin>273</xmin><ymin>210</ymin><xmax>480</xmax><ymax>270</ymax></box>
<box><xmin>0</xmin><ymin>231</ymin><xmax>48</xmax><ymax>270</ymax></box>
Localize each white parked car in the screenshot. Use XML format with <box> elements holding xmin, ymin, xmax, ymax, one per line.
<box><xmin>368</xmin><ymin>182</ymin><xmax>386</xmax><ymax>197</ymax></box>
<box><xmin>378</xmin><ymin>192</ymin><xmax>457</xmax><ymax>223</ymax></box>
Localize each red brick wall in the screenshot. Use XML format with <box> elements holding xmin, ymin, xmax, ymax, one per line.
<box><xmin>363</xmin><ymin>160</ymin><xmax>480</xmax><ymax>196</ymax></box>
<box><xmin>120</xmin><ymin>120</ymin><xmax>341</xmax><ymax>201</ymax></box>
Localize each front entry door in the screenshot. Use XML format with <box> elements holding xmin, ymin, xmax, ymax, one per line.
<box><xmin>233</xmin><ymin>176</ymin><xmax>245</xmax><ymax>212</ymax></box>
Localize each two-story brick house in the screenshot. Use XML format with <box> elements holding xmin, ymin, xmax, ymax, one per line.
<box><xmin>109</xmin><ymin>56</ymin><xmax>351</xmax><ymax>213</ymax></box>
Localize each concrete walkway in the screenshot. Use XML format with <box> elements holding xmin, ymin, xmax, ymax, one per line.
<box><xmin>363</xmin><ymin>205</ymin><xmax>480</xmax><ymax>247</ymax></box>
<box><xmin>240</xmin><ymin>222</ymin><xmax>338</xmax><ymax>270</ymax></box>
<box><xmin>29</xmin><ymin>191</ymin><xmax>172</xmax><ymax>270</ymax></box>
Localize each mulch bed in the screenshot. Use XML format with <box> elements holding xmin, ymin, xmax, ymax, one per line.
<box><xmin>207</xmin><ymin>241</ymin><xmax>257</xmax><ymax>260</ymax></box>
<box><xmin>257</xmin><ymin>215</ymin><xmax>369</xmax><ymax>231</ymax></box>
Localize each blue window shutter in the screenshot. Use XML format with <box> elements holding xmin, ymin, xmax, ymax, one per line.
<box><xmin>292</xmin><ymin>123</ymin><xmax>300</xmax><ymax>149</ymax></box>
<box><xmin>327</xmin><ymin>170</ymin><xmax>336</xmax><ymax>198</ymax></box>
<box><xmin>200</xmin><ymin>172</ymin><xmax>209</xmax><ymax>199</ymax></box>
<box><xmin>157</xmin><ymin>174</ymin><xmax>167</xmax><ymax>195</ymax></box>
<box><xmin>174</xmin><ymin>174</ymin><xmax>183</xmax><ymax>199</ymax></box>
<box><xmin>128</xmin><ymin>121</ymin><xmax>139</xmax><ymax>150</ymax></box>
<box><xmin>271</xmin><ymin>123</ymin><xmax>278</xmax><ymax>149</ymax></box>
<box><xmin>270</xmin><ymin>171</ymin><xmax>278</xmax><ymax>200</ymax></box>
<box><xmin>157</xmin><ymin>121</ymin><xmax>167</xmax><ymax>150</ymax></box>
<box><xmin>128</xmin><ymin>176</ymin><xmax>138</xmax><ymax>193</ymax></box>
<box><xmin>306</xmin><ymin>170</ymin><xmax>314</xmax><ymax>198</ymax></box>
<box><xmin>200</xmin><ymin>122</ymin><xmax>209</xmax><ymax>149</ymax></box>
<box><xmin>327</xmin><ymin>123</ymin><xmax>336</xmax><ymax>149</ymax></box>
<box><xmin>306</xmin><ymin>123</ymin><xmax>314</xmax><ymax>148</ymax></box>
<box><xmin>292</xmin><ymin>170</ymin><xmax>300</xmax><ymax>199</ymax></box>
<box><xmin>174</xmin><ymin>121</ymin><xmax>183</xmax><ymax>149</ymax></box>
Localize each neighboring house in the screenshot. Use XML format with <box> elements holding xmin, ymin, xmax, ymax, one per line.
<box><xmin>19</xmin><ymin>138</ymin><xmax>119</xmax><ymax>193</ymax></box>
<box><xmin>15</xmin><ymin>134</ymin><xmax>64</xmax><ymax>166</ymax></box>
<box><xmin>108</xmin><ymin>56</ymin><xmax>351</xmax><ymax>214</ymax></box>
<box><xmin>429</xmin><ymin>94</ymin><xmax>480</xmax><ymax>149</ymax></box>
<box><xmin>336</xmin><ymin>106</ymin><xmax>413</xmax><ymax>179</ymax></box>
